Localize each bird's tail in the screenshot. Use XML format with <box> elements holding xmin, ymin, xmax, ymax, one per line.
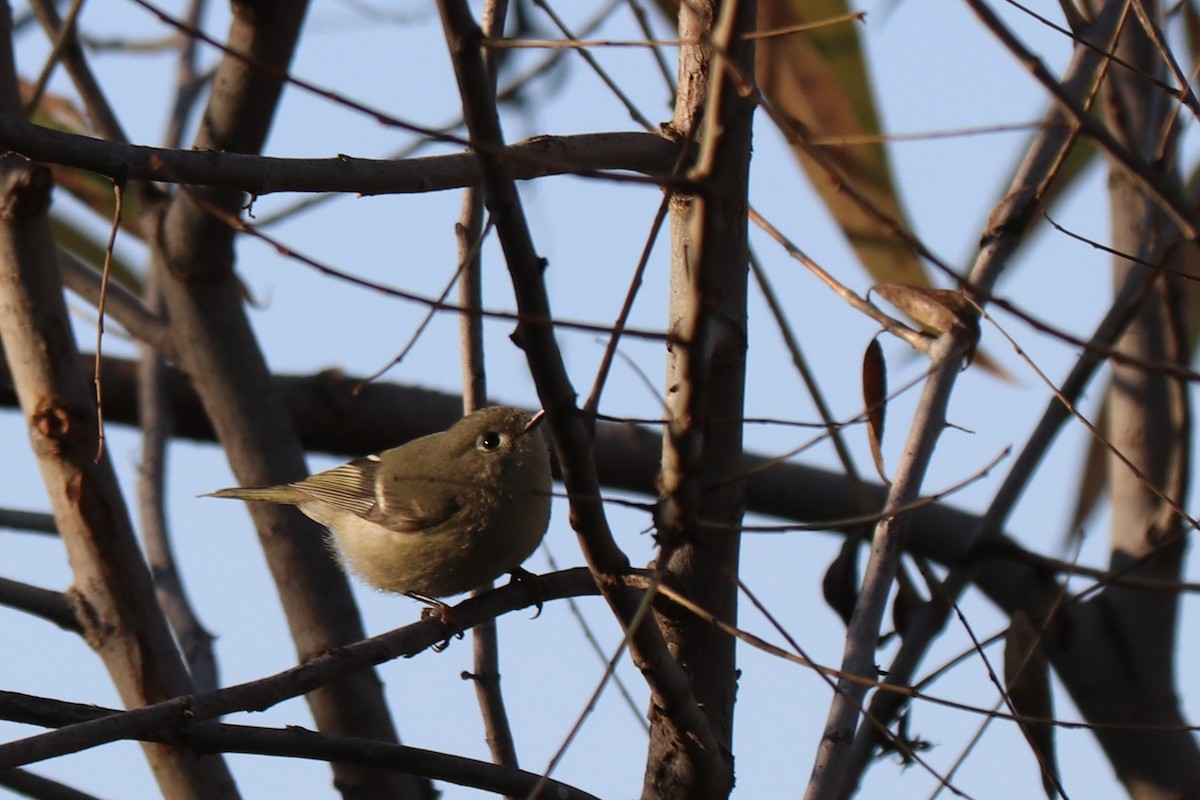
<box><xmin>203</xmin><ymin>485</ymin><xmax>308</xmax><ymax>504</ymax></box>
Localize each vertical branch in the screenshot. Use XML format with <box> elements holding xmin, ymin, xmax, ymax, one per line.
<box><xmin>804</xmin><ymin>334</ymin><xmax>967</xmax><ymax>800</ymax></box>
<box><xmin>137</xmin><ymin>268</ymin><xmax>218</xmax><ymax>693</ymax></box>
<box><xmin>436</xmin><ymin>2</ymin><xmax>721</xmax><ymax>794</ymax></box>
<box><xmin>651</xmin><ymin>1</ymin><xmax>755</xmax><ymax>798</ymax></box>
<box><xmin>461</xmin><ymin>0</ymin><xmax>520</xmax><ymax>779</ymax></box>
<box><xmin>1093</xmin><ymin>1</ymin><xmax>1197</xmax><ymax>792</ymax></box>
<box><xmin>0</xmin><ymin>4</ymin><xmax>239</xmax><ymax>797</ymax></box>
<box><xmin>135</xmin><ymin>0</ymin><xmax>216</xmax><ymax>695</ymax></box>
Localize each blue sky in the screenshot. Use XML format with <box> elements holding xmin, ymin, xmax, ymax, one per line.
<box><xmin>2</xmin><ymin>2</ymin><xmax>1195</xmax><ymax>798</ymax></box>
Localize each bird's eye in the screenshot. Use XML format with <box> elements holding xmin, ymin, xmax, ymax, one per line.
<box><xmin>477</xmin><ymin>431</ymin><xmax>504</xmax><ymax>452</ymax></box>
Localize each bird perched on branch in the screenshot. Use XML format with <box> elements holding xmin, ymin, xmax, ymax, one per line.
<box><xmin>207</xmin><ymin>406</ymin><xmax>552</xmax><ymax>607</ymax></box>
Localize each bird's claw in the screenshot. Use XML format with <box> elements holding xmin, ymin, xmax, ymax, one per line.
<box><xmin>409</xmin><ymin>593</ymin><xmax>464</xmax><ymax>651</ymax></box>
<box><xmin>508</xmin><ymin>567</ymin><xmax>547</xmax><ymax>618</ymax></box>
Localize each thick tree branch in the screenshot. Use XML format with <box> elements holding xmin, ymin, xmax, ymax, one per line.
<box><xmin>651</xmin><ymin>0</ymin><xmax>755</xmax><ymax>796</ymax></box>
<box><xmin>0</xmin><ymin>577</ymin><xmax>80</xmax><ymax>632</ymax></box>
<box><xmin>0</xmin><ymin>114</ymin><xmax>678</xmax><ymax>196</ymax></box>
<box><xmin>0</xmin><ymin>507</ymin><xmax>56</xmax><ymax>534</ymax></box>
<box><xmin>0</xmin><ymin>766</ymin><xmax>103</xmax><ymax>800</ymax></box>
<box><xmin>0</xmin><ymin>353</ymin><xmax>1054</xmax><ymax>605</ymax></box>
<box><xmin>137</xmin><ymin>267</ymin><xmax>218</xmax><ymax>694</ymax></box>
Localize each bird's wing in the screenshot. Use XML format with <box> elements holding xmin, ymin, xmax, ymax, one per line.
<box><xmin>292</xmin><ymin>458</ymin><xmax>380</xmax><ymax>518</ymax></box>
<box><xmin>373</xmin><ymin>461</ymin><xmax>466</xmax><ymax>534</ymax></box>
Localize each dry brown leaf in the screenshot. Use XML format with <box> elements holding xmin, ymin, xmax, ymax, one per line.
<box><xmin>873</xmin><ymin>283</ymin><xmax>981</xmax><ymax>365</ymax></box>
<box><xmin>822</xmin><ymin>536</ymin><xmax>860</xmax><ymax>627</ymax></box>
<box><xmin>890</xmin><ymin>569</ymin><xmax>923</xmax><ymax>643</ymax></box>
<box><xmin>862</xmin><ymin>337</ymin><xmax>888</xmax><ymax>484</ymax></box>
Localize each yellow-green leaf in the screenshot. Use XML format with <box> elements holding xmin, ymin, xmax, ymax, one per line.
<box><xmin>52</xmin><ymin>213</ymin><xmax>143</xmax><ymax>294</ymax></box>
<box><xmin>23</xmin><ymin>81</ymin><xmax>149</xmax><ymax>240</ymax></box>
<box><xmin>755</xmin><ymin>0</ymin><xmax>927</xmax><ymax>288</ymax></box>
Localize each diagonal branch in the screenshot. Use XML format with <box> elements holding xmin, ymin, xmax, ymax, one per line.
<box><xmin>0</xmin><ymin>568</ymin><xmax>601</xmax><ymax>771</ymax></box>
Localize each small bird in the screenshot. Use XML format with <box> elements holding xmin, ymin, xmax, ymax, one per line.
<box><xmin>206</xmin><ymin>406</ymin><xmax>552</xmax><ymax>605</ymax></box>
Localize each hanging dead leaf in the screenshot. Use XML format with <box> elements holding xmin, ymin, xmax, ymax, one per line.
<box><xmin>1005</xmin><ymin>610</ymin><xmax>1059</xmax><ymax>799</ymax></box>
<box><xmin>862</xmin><ymin>337</ymin><xmax>889</xmax><ymax>484</ymax></box>
<box><xmin>890</xmin><ymin>567</ymin><xmax>923</xmax><ymax>642</ymax></box>
<box><xmin>822</xmin><ymin>535</ymin><xmax>860</xmax><ymax>627</ymax></box>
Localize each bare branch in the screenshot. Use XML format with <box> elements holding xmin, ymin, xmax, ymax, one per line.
<box><xmin>0</xmin><ymin>568</ymin><xmax>601</xmax><ymax>771</ymax></box>
<box><xmin>0</xmin><ymin>115</ymin><xmax>679</xmax><ymax>195</ymax></box>
<box><xmin>0</xmin><ymin>577</ymin><xmax>80</xmax><ymax>632</ymax></box>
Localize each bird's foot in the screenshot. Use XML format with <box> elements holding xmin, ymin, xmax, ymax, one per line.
<box><xmin>507</xmin><ymin>567</ymin><xmax>547</xmax><ymax>618</ymax></box>
<box><xmin>408</xmin><ymin>592</ymin><xmax>464</xmax><ymax>652</ymax></box>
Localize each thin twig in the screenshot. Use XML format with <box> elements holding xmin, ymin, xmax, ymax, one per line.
<box><xmin>529</xmin><ymin>0</ymin><xmax>654</xmax><ymax>130</ymax></box>
<box><xmin>542</xmin><ymin>545</ymin><xmax>649</xmax><ymax>730</ymax></box>
<box><xmin>57</xmin><ymin>248</ymin><xmax>170</xmax><ymax>354</ymax></box>
<box><xmin>25</xmin><ymin>0</ymin><xmax>86</xmax><ymax>116</ymax></box>
<box><xmin>162</xmin><ymin>0</ymin><xmax>208</xmax><ymax>150</ymax></box>
<box><xmin>356</xmin><ymin>219</ymin><xmax>491</xmax><ymax>390</ymax></box>
<box><xmin>749</xmin><ymin>207</ymin><xmax>930</xmax><ymax>353</ymax></box>
<box><xmin>26</xmin><ymin>0</ymin><xmax>127</xmax><ymax>142</ymax></box>
<box><xmin>92</xmin><ymin>182</ymin><xmax>123</xmax><ymax>462</ymax></box>
<box><xmin>584</xmin><ymin>193</ymin><xmax>669</xmax><ymax>413</ymax></box>
<box><xmin>621</xmin><ymin>0</ymin><xmax>676</xmax><ymax>102</ymax></box>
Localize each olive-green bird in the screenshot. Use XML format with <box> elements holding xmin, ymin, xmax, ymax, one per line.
<box><xmin>207</xmin><ymin>406</ymin><xmax>552</xmax><ymax>603</ymax></box>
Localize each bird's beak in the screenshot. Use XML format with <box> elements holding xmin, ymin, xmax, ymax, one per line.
<box><xmin>523</xmin><ymin>409</ymin><xmax>547</xmax><ymax>434</ymax></box>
